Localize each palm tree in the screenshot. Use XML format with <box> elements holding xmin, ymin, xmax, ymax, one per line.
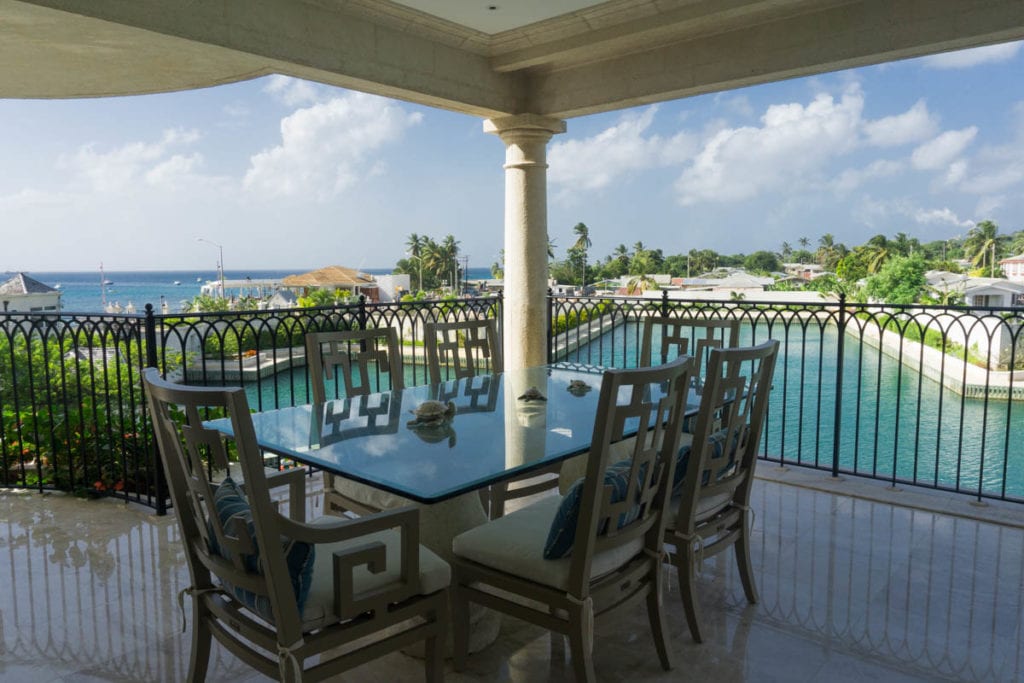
<box><xmin>407</xmin><ymin>233</ymin><xmax>430</xmax><ymax>291</ymax></box>
<box><xmin>440</xmin><ymin>234</ymin><xmax>461</xmax><ymax>290</ymax></box>
<box><xmin>780</xmin><ymin>241</ymin><xmax>792</xmax><ymax>260</ymax></box>
<box><xmin>798</xmin><ymin>236</ymin><xmax>811</xmax><ymax>251</ymax></box>
<box><xmin>963</xmin><ymin>220</ymin><xmax>1000</xmax><ymax>276</ymax></box>
<box><xmin>625</xmin><ymin>273</ymin><xmax>659</xmax><ymax>294</ymax></box>
<box><xmin>572</xmin><ymin>222</ymin><xmax>592</xmax><ymax>289</ymax></box>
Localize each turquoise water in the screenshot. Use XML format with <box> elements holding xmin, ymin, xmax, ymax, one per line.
<box><xmin>557</xmin><ymin>321</ymin><xmax>1024</xmax><ymax>499</ymax></box>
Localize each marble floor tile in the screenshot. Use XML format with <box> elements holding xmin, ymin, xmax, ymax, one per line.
<box><xmin>2</xmin><ymin>476</ymin><xmax>1023</xmax><ymax>682</ymax></box>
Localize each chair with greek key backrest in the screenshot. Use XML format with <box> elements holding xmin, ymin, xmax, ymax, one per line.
<box><xmin>664</xmin><ymin>340</ymin><xmax>779</xmax><ymax>643</ymax></box>
<box><xmin>424</xmin><ymin>318</ymin><xmax>502</xmax><ymax>385</ymax></box>
<box><xmin>143</xmin><ymin>368</ymin><xmax>449</xmax><ymax>682</ymax></box>
<box><xmin>306</xmin><ymin>328</ymin><xmax>409</xmax><ymax>515</ymax></box>
<box><xmin>424</xmin><ymin>318</ymin><xmax>557</xmax><ymax>519</ymax></box>
<box><xmin>640</xmin><ymin>316</ymin><xmax>740</xmax><ymax>377</ymax></box>
<box><xmin>450</xmin><ymin>355</ymin><xmax>694</xmax><ymax>682</ymax></box>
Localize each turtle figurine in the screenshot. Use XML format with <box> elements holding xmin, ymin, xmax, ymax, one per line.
<box><xmin>408</xmin><ymin>400</ymin><xmax>456</xmax><ymax>427</ymax></box>
<box><xmin>567</xmin><ymin>379</ymin><xmax>592</xmax><ymax>397</ymax></box>
<box><xmin>407</xmin><ymin>400</ymin><xmax>457</xmax><ymax>447</ymax></box>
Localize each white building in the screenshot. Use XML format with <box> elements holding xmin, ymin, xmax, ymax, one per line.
<box><xmin>999</xmin><ymin>253</ymin><xmax>1024</xmax><ymax>283</ymax></box>
<box><xmin>0</xmin><ymin>273</ymin><xmax>61</xmax><ymax>313</ymax></box>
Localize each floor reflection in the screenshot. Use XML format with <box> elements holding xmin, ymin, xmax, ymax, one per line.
<box><xmin>0</xmin><ymin>476</ymin><xmax>1020</xmax><ymax>682</ymax></box>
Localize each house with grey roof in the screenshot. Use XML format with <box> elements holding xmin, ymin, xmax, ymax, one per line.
<box><xmin>0</xmin><ymin>273</ymin><xmax>61</xmax><ymax>313</ymax></box>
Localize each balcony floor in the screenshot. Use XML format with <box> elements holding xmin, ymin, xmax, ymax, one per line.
<box><xmin>1</xmin><ymin>474</ymin><xmax>1022</xmax><ymax>682</ymax></box>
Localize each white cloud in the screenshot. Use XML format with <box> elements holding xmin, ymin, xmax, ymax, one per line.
<box><xmin>145</xmin><ymin>154</ymin><xmax>203</xmax><ymax>189</ymax></box>
<box><xmin>833</xmin><ymin>159</ymin><xmax>904</xmax><ymax>193</ymax></box>
<box><xmin>863</xmin><ymin>100</ymin><xmax>938</xmax><ymax>147</ymax></box>
<box><xmin>675</xmin><ymin>87</ymin><xmax>864</xmax><ymax>204</ymax></box>
<box><xmin>975</xmin><ymin>195</ymin><xmax>1004</xmax><ymax>217</ymax></box>
<box><xmin>922</xmin><ymin>41</ymin><xmax>1022</xmax><ymax>69</ymax></box>
<box><xmin>548</xmin><ymin>106</ymin><xmax>696</xmax><ymax>193</ymax></box>
<box><xmin>57</xmin><ymin>128</ymin><xmax>203</xmax><ymax>193</ymax></box>
<box><xmin>913</xmin><ymin>207</ymin><xmax>974</xmax><ymax>228</ymax></box>
<box><xmin>0</xmin><ymin>188</ymin><xmax>73</xmax><ymax>208</ymax></box>
<box><xmin>263</xmin><ymin>75</ymin><xmax>321</xmax><ymax>106</ymax></box>
<box><xmin>910</xmin><ymin>127</ymin><xmax>977</xmax><ymax>170</ymax></box>
<box><xmin>244</xmin><ymin>92</ymin><xmax>422</xmax><ymax>200</ymax></box>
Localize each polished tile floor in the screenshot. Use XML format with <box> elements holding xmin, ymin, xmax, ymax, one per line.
<box><xmin>1</xmin><ymin>474</ymin><xmax>1022</xmax><ymax>682</ymax></box>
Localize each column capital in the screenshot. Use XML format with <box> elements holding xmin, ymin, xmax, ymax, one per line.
<box><xmin>484</xmin><ymin>114</ymin><xmax>566</xmax><ymax>140</ymax></box>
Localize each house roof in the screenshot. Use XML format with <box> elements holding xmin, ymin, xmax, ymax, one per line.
<box><xmin>281</xmin><ymin>266</ymin><xmax>377</xmax><ymax>289</ymax></box>
<box><xmin>962</xmin><ymin>278</ymin><xmax>1024</xmax><ymax>295</ymax></box>
<box><xmin>999</xmin><ymin>253</ymin><xmax>1024</xmax><ymax>264</ymax></box>
<box><xmin>0</xmin><ymin>272</ymin><xmax>59</xmax><ymax>295</ymax></box>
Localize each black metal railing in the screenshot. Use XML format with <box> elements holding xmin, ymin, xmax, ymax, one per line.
<box><xmin>3</xmin><ymin>290</ymin><xmax>1023</xmax><ymax>510</ymax></box>
<box><xmin>549</xmin><ymin>290</ymin><xmax>1024</xmax><ymax>503</ymax></box>
<box><xmin>0</xmin><ymin>295</ymin><xmax>502</xmax><ymax>511</ymax></box>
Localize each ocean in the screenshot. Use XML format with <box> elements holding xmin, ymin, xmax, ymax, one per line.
<box><xmin>26</xmin><ymin>268</ymin><xmax>494</xmax><ymax>314</ymax></box>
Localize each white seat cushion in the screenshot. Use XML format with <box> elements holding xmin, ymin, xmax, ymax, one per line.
<box><xmin>664</xmin><ymin>491</ymin><xmax>733</xmax><ymax>532</ymax></box>
<box><xmin>331</xmin><ymin>476</ymin><xmax>412</xmax><ymax>511</ymax></box>
<box><xmin>452</xmin><ymin>496</ymin><xmax>644</xmax><ymax>592</ymax></box>
<box><xmin>301</xmin><ymin>518</ymin><xmax>450</xmax><ymax>630</ymax></box>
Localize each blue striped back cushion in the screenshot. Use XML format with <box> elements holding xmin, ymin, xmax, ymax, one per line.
<box><xmin>209</xmin><ymin>477</ymin><xmax>315</xmax><ymax>623</ymax></box>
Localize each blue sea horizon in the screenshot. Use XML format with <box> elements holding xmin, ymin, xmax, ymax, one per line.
<box><xmin>24</xmin><ymin>267</ymin><xmax>494</xmax><ymax>314</ymax></box>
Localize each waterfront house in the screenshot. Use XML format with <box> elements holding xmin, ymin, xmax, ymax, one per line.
<box><xmin>281</xmin><ymin>265</ymin><xmax>380</xmax><ymax>302</ymax></box>
<box><xmin>1000</xmin><ymin>252</ymin><xmax>1024</xmax><ymax>282</ymax></box>
<box><xmin>0</xmin><ymin>272</ymin><xmax>60</xmax><ymax>313</ymax></box>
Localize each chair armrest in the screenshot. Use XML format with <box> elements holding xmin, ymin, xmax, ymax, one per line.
<box><xmin>237</xmin><ymin>467</ymin><xmax>307</xmax><ymax>523</ymax></box>
<box><xmin>264</xmin><ymin>468</ymin><xmax>307</xmax><ymax>523</ymax></box>
<box><xmin>278</xmin><ymin>507</ymin><xmax>423</xmax><ymax>620</ymax></box>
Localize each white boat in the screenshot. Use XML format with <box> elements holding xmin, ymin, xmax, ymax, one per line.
<box><xmin>196</xmin><ymin>277</ymin><xmax>202</xmax><ymax>282</ymax></box>
<box><xmin>173</xmin><ymin>280</ymin><xmax>181</xmax><ymax>285</ymax></box>
<box><xmin>103</xmin><ymin>279</ymin><xmax>114</xmax><ymax>286</ymax></box>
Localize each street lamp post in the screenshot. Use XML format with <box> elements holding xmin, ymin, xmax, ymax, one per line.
<box><xmin>197</xmin><ymin>237</ymin><xmax>225</xmax><ymax>299</ymax></box>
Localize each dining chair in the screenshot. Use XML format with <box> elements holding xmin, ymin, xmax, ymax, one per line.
<box><xmin>640</xmin><ymin>315</ymin><xmax>740</xmax><ymax>376</ymax></box>
<box><xmin>664</xmin><ymin>340</ymin><xmax>779</xmax><ymax>643</ymax></box>
<box><xmin>450</xmin><ymin>355</ymin><xmax>695</xmax><ymax>682</ymax></box>
<box><xmin>424</xmin><ymin>317</ymin><xmax>557</xmax><ymax>519</ymax></box>
<box><xmin>306</xmin><ymin>328</ymin><xmax>409</xmax><ymax>515</ymax></box>
<box><xmin>424</xmin><ymin>318</ymin><xmax>503</xmax><ymax>384</ymax></box>
<box><xmin>143</xmin><ymin>368</ymin><xmax>450</xmax><ymax>682</ymax></box>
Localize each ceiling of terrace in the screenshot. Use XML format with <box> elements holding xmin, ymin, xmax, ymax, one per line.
<box><xmin>3</xmin><ymin>0</ymin><xmax>1023</xmax><ymax>118</ymax></box>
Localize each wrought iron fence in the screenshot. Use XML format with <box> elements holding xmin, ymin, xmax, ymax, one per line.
<box><xmin>550</xmin><ymin>291</ymin><xmax>1024</xmax><ymax>502</ymax></box>
<box><xmin>3</xmin><ymin>290</ymin><xmax>1023</xmax><ymax>510</ymax></box>
<box><xmin>0</xmin><ymin>295</ymin><xmax>501</xmax><ymax>512</ymax></box>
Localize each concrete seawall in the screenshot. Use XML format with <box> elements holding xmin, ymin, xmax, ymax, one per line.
<box><xmin>847</xmin><ymin>317</ymin><xmax>1024</xmax><ymax>400</ymax></box>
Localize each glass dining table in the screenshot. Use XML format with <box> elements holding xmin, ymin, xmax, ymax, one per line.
<box><xmin>207</xmin><ymin>362</ymin><xmax>700</xmax><ymax>506</ymax></box>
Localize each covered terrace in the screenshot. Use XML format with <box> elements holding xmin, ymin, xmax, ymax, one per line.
<box><xmin>3</xmin><ymin>1</ymin><xmax>1024</xmax><ymax>681</ymax></box>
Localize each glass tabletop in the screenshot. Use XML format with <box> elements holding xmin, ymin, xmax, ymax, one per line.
<box><xmin>207</xmin><ymin>363</ymin><xmax>700</xmax><ymax>504</ymax></box>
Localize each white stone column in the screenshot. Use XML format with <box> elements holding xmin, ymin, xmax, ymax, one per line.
<box><xmin>485</xmin><ymin>114</ymin><xmax>566</xmax><ymax>371</ymax></box>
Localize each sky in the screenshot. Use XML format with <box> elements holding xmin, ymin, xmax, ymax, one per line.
<box><xmin>1</xmin><ymin>41</ymin><xmax>1022</xmax><ymax>273</ymax></box>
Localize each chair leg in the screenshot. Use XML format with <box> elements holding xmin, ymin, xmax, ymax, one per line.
<box><xmin>735</xmin><ymin>527</ymin><xmax>759</xmax><ymax>605</ymax></box>
<box><xmin>567</xmin><ymin>599</ymin><xmax>596</xmax><ymax>683</ymax></box>
<box><xmin>646</xmin><ymin>563</ymin><xmax>673</xmax><ymax>671</ymax></box>
<box><xmin>488</xmin><ymin>483</ymin><xmax>507</xmax><ymax>519</ymax></box>
<box><xmin>188</xmin><ymin>602</ymin><xmax>213</xmax><ymax>682</ymax></box>
<box><xmin>425</xmin><ymin>598</ymin><xmax>446</xmax><ymax>683</ymax></box>
<box><xmin>451</xmin><ymin>581</ymin><xmax>470</xmax><ymax>672</ymax></box>
<box><xmin>677</xmin><ymin>545</ymin><xmax>704</xmax><ymax>643</ymax></box>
